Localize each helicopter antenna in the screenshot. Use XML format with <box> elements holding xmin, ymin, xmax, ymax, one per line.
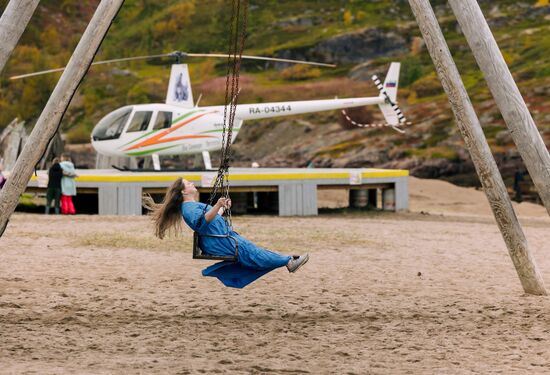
<box><xmin>230</xmin><ymin>89</ymin><xmax>241</xmax><ymax>105</ymax></box>
<box><xmin>194</xmin><ymin>93</ymin><xmax>203</xmax><ymax>107</ymax></box>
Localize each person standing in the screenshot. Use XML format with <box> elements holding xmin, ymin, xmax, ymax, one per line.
<box><xmin>513</xmin><ymin>168</ymin><xmax>525</xmax><ymax>203</ymax></box>
<box><xmin>45</xmin><ymin>158</ymin><xmax>63</xmax><ymax>214</ymax></box>
<box><xmin>59</xmin><ymin>154</ymin><xmax>77</xmax><ymax>214</ymax></box>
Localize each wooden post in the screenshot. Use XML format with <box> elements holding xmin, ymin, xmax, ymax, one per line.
<box><xmin>448</xmin><ymin>0</ymin><xmax>550</xmax><ymax>217</ymax></box>
<box><xmin>408</xmin><ymin>0</ymin><xmax>547</xmax><ymax>295</ymax></box>
<box><xmin>0</xmin><ymin>0</ymin><xmax>125</xmax><ymax>236</ymax></box>
<box><xmin>0</xmin><ymin>0</ymin><xmax>40</xmax><ymax>74</ymax></box>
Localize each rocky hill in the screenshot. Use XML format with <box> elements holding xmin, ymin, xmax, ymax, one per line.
<box><xmin>1</xmin><ymin>0</ymin><xmax>550</xmax><ymax>199</ymax></box>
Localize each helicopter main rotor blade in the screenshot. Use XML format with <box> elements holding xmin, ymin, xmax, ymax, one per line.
<box><xmin>87</xmin><ymin>53</ymin><xmax>172</xmax><ymax>66</ymax></box>
<box><xmin>187</xmin><ymin>53</ymin><xmax>336</xmax><ymax>67</ymax></box>
<box><xmin>9</xmin><ymin>51</ymin><xmax>335</xmax><ymax>80</ymax></box>
<box><xmin>9</xmin><ymin>53</ymin><xmax>172</xmax><ymax>80</ymax></box>
<box><xmin>10</xmin><ymin>67</ymin><xmax>66</xmax><ymax>80</ymax></box>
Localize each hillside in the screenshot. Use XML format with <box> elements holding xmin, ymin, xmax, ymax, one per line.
<box><xmin>1</xmin><ymin>0</ymin><xmax>550</xmax><ymax>194</ymax></box>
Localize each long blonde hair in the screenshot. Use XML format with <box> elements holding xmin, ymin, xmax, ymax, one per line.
<box><xmin>144</xmin><ymin>178</ymin><xmax>185</xmax><ymax>239</ymax></box>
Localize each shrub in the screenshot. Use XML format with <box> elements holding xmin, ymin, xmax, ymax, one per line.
<box><xmin>280</xmin><ymin>64</ymin><xmax>322</xmax><ymax>81</ymax></box>
<box><xmin>410</xmin><ymin>73</ymin><xmax>444</xmax><ymax>98</ymax></box>
<box><xmin>127</xmin><ymin>78</ymin><xmax>165</xmax><ymax>103</ymax></box>
<box><xmin>343</xmin><ymin>10</ymin><xmax>353</xmax><ymax>26</ymax></box>
<box><xmin>400</xmin><ymin>57</ymin><xmax>423</xmax><ymax>87</ymax></box>
<box><xmin>66</xmin><ymin>126</ymin><xmax>92</xmax><ymax>144</ymax></box>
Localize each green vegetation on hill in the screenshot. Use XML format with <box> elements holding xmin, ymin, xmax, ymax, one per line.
<box><xmin>0</xmin><ymin>0</ymin><xmax>549</xmax><ymax>163</ymax></box>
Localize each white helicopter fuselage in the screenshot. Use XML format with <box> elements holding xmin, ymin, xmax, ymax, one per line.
<box><xmin>91</xmin><ymin>63</ymin><xmax>401</xmax><ymax>160</ymax></box>
<box><xmin>91</xmin><ymin>96</ymin><xmax>385</xmax><ymax>158</ymax></box>
<box><xmin>92</xmin><ymin>103</ymin><xmax>236</xmax><ymax>157</ymax></box>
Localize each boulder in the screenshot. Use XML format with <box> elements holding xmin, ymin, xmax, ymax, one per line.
<box><xmin>275</xmin><ymin>27</ymin><xmax>408</xmax><ymax>68</ymax></box>
<box><xmin>348</xmin><ymin>61</ymin><xmax>390</xmax><ymax>82</ymax></box>
<box><xmin>410</xmin><ymin>158</ymin><xmax>462</xmax><ymax>178</ymax></box>
<box><xmin>309</xmin><ymin>28</ymin><xmax>408</xmax><ymax>65</ymax></box>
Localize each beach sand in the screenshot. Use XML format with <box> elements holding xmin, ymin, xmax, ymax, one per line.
<box><xmin>1</xmin><ymin>177</ymin><xmax>550</xmax><ymax>374</ymax></box>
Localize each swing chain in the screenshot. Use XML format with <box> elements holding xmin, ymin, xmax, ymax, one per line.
<box><xmin>204</xmin><ymin>0</ymin><xmax>249</xmax><ymax>230</ymax></box>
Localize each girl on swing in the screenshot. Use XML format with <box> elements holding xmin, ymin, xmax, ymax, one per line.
<box><xmin>148</xmin><ymin>178</ymin><xmax>309</xmax><ymax>288</ymax></box>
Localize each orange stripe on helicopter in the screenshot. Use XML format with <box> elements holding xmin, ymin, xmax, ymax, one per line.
<box><xmin>124</xmin><ymin>111</ymin><xmax>217</xmax><ymax>151</ymax></box>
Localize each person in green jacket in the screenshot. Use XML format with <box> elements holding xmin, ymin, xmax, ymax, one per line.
<box><xmin>59</xmin><ymin>154</ymin><xmax>77</xmax><ymax>214</ymax></box>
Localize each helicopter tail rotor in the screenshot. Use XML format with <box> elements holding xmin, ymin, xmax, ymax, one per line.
<box><xmin>372</xmin><ymin>62</ymin><xmax>408</xmax><ymax>127</ymax></box>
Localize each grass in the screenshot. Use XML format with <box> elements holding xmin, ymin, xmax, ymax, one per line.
<box><xmin>72</xmin><ymin>231</ymin><xmax>191</xmax><ymax>253</ymax></box>
<box><xmin>315</xmin><ymin>137</ymin><xmax>368</xmax><ymax>158</ymax></box>
<box><xmin>405</xmin><ymin>146</ymin><xmax>460</xmax><ymax>161</ymax></box>
<box><xmin>16</xmin><ymin>194</ymin><xmax>44</xmax><ymax>213</ymax></box>
<box><xmin>482</xmin><ymin>125</ymin><xmax>506</xmax><ymax>140</ymax></box>
<box><xmin>233</xmin><ymin>214</ymin><xmax>395</xmax><ymax>252</ymax></box>
<box><xmin>60</xmin><ymin>217</ymin><xmax>388</xmax><ymax>256</ymax></box>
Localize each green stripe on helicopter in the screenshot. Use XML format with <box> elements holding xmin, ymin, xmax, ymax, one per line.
<box><xmin>120</xmin><ymin>109</ymin><xmax>205</xmax><ymax>148</ymax></box>
<box><xmin>125</xmin><ymin>145</ymin><xmax>179</xmax><ymax>156</ymax></box>
<box><xmin>199</xmin><ymin>127</ymin><xmax>240</xmax><ymax>134</ymax></box>
<box><xmin>171</xmin><ymin>109</ymin><xmax>204</xmax><ymax>124</ymax></box>
<box><xmin>121</xmin><ymin>130</ymin><xmax>156</xmax><ymax>147</ymax></box>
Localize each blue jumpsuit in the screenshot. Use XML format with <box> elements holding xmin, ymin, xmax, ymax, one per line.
<box><xmin>182</xmin><ymin>202</ymin><xmax>291</xmax><ymax>288</ymax></box>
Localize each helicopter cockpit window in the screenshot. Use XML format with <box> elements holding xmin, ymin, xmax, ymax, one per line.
<box><xmin>152</xmin><ymin>111</ymin><xmax>173</xmax><ymax>130</ymax></box>
<box><xmin>126</xmin><ymin>111</ymin><xmax>153</xmax><ymax>132</ymax></box>
<box><xmin>92</xmin><ymin>106</ymin><xmax>132</xmax><ymax>141</ymax></box>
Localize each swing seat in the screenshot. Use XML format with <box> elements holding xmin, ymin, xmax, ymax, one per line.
<box><xmin>192</xmin><ymin>232</ymin><xmax>239</xmax><ymax>261</ymax></box>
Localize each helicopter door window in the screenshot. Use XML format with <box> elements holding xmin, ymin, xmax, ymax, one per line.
<box><xmin>152</xmin><ymin>111</ymin><xmax>172</xmax><ymax>130</ymax></box>
<box><xmin>126</xmin><ymin>111</ymin><xmax>153</xmax><ymax>132</ymax></box>
<box><xmin>92</xmin><ymin>106</ymin><xmax>132</xmax><ymax>141</ymax></box>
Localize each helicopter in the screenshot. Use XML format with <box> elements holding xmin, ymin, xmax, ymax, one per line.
<box><xmin>11</xmin><ymin>52</ymin><xmax>405</xmax><ymax>170</ymax></box>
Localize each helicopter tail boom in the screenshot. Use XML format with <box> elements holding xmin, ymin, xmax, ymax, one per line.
<box><xmin>222</xmin><ymin>96</ymin><xmax>385</xmax><ymax>121</ymax></box>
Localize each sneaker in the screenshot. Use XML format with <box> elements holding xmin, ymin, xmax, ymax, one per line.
<box><xmin>286</xmin><ymin>253</ymin><xmax>309</xmax><ymax>273</ymax></box>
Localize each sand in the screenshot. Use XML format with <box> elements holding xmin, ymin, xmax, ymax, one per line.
<box><xmin>1</xmin><ymin>177</ymin><xmax>550</xmax><ymax>374</ymax></box>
